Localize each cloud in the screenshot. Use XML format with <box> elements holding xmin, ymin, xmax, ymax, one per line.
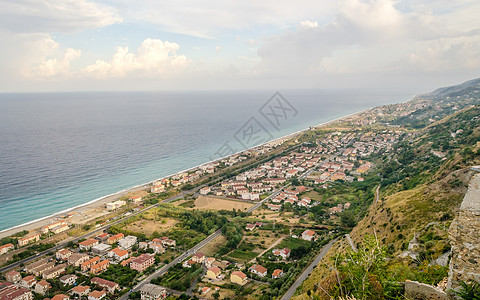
<box><xmin>256</xmin><ymin>0</ymin><xmax>480</xmax><ymax>76</ymax></box>
<box><xmin>117</xmin><ymin>0</ymin><xmax>336</xmax><ymax>38</ymax></box>
<box><xmin>81</xmin><ymin>39</ymin><xmax>190</xmax><ymax>79</ymax></box>
<box><xmin>0</xmin><ymin>0</ymin><xmax>121</xmax><ymax>33</ymax></box>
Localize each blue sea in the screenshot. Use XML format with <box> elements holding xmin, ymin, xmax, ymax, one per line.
<box><xmin>0</xmin><ymin>90</ymin><xmax>413</xmax><ymax>232</ymax></box>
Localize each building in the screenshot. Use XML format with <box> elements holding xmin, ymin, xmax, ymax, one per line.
<box><xmin>81</xmin><ymin>257</ymin><xmax>101</xmax><ymax>272</ymax></box>
<box><xmin>129</xmin><ymin>196</ymin><xmax>142</xmax><ymax>203</ymax></box>
<box><xmin>43</xmin><ymin>263</ymin><xmax>66</xmax><ymax>279</ymax></box>
<box><xmin>249</xmin><ymin>264</ymin><xmax>268</xmax><ymax>277</ymax></box>
<box><xmin>18</xmin><ymin>234</ymin><xmax>40</xmax><ymax>247</ymax></box>
<box><xmin>140</xmin><ymin>283</ymin><xmax>167</xmax><ymax>300</ymax></box>
<box><xmin>301</xmin><ymin>229</ymin><xmax>316</xmax><ymax>241</ymax></box>
<box><xmin>91</xmin><ymin>243</ymin><xmax>112</xmax><ymax>256</ymax></box>
<box><xmin>56</xmin><ymin>248</ymin><xmax>73</xmax><ymax>261</ymax></box>
<box><xmin>0</xmin><ymin>282</ymin><xmax>33</xmax><ymax>300</ymax></box>
<box><xmin>230</xmin><ymin>271</ymin><xmax>247</xmax><ymax>285</ymax></box>
<box><xmin>245</xmin><ymin>224</ymin><xmax>256</xmax><ymax>231</ymax></box>
<box><xmin>72</xmin><ymin>285</ymin><xmax>91</xmax><ymax>297</ymax></box>
<box><xmin>118</xmin><ymin>235</ymin><xmax>137</xmax><ymax>250</ymax></box>
<box><xmin>206</xmin><ymin>266</ymin><xmax>221</xmax><ymax>280</ymax></box>
<box><xmin>88</xmin><ymin>290</ymin><xmax>107</xmax><ymax>300</ymax></box>
<box><xmin>150</xmin><ymin>185</ymin><xmax>165</xmax><ymax>193</ymax></box>
<box><xmin>0</xmin><ymin>243</ymin><xmax>14</xmax><ymax>255</ymax></box>
<box><xmin>161</xmin><ymin>238</ymin><xmax>176</xmax><ymax>248</ymax></box>
<box><xmin>67</xmin><ymin>253</ymin><xmax>89</xmax><ymax>267</ymax></box>
<box><xmin>59</xmin><ymin>274</ymin><xmax>77</xmax><ymax>286</ymax></box>
<box><xmin>79</xmin><ymin>238</ymin><xmax>99</xmax><ymax>251</ymax></box>
<box><xmin>191</xmin><ymin>252</ymin><xmax>205</xmax><ymax>263</ymax></box>
<box><xmin>20</xmin><ymin>276</ymin><xmax>37</xmax><ymax>289</ymax></box>
<box><xmin>34</xmin><ymin>280</ymin><xmax>51</xmax><ymax>295</ymax></box>
<box><xmin>105</xmin><ymin>200</ymin><xmax>126</xmax><ymax>211</ymax></box>
<box><xmin>108</xmin><ymin>247</ymin><xmax>128</xmax><ymax>261</ymax></box>
<box><xmin>272</xmin><ymin>269</ymin><xmax>284</xmax><ymax>279</ymax></box>
<box><xmin>5</xmin><ymin>271</ymin><xmax>21</xmax><ymax>283</ymax></box>
<box><xmin>90</xmin><ymin>260</ymin><xmax>109</xmax><ymax>275</ymax></box>
<box><xmin>130</xmin><ymin>254</ymin><xmax>154</xmax><ymax>273</ymax></box>
<box><xmin>51</xmin><ymin>294</ymin><xmax>69</xmax><ymax>300</ymax></box>
<box><xmin>90</xmin><ymin>277</ymin><xmax>118</xmax><ymax>294</ymax></box>
<box><xmin>107</xmin><ymin>233</ymin><xmax>124</xmax><ymax>244</ymax></box>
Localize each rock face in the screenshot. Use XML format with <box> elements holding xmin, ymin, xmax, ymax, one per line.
<box><xmin>448</xmin><ymin>173</ymin><xmax>480</xmax><ymax>289</ymax></box>
<box><xmin>404</xmin><ymin>281</ymin><xmax>448</xmax><ymax>300</ymax></box>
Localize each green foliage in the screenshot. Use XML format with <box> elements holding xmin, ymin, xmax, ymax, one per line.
<box><xmin>100</xmin><ymin>264</ymin><xmax>138</xmax><ymax>287</ymax></box>
<box><xmin>453</xmin><ymin>281</ymin><xmax>480</xmax><ymax>300</ymax></box>
<box><xmin>151</xmin><ymin>263</ymin><xmax>202</xmax><ymax>291</ymax></box>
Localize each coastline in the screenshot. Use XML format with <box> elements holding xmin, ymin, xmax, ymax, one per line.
<box><xmin>0</xmin><ymin>104</ymin><xmax>376</xmax><ymax>239</ymax></box>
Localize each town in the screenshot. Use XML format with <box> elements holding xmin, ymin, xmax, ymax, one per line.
<box><xmin>1</xmin><ymin>117</ymin><xmax>404</xmax><ymax>300</ymax></box>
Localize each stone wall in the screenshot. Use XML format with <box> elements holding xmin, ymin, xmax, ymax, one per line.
<box><xmin>447</xmin><ymin>172</ymin><xmax>480</xmax><ymax>289</ymax></box>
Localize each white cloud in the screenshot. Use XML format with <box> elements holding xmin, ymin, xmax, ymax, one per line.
<box><xmin>117</xmin><ymin>0</ymin><xmax>336</xmax><ymax>38</ymax></box>
<box><xmin>81</xmin><ymin>39</ymin><xmax>190</xmax><ymax>79</ymax></box>
<box><xmin>256</xmin><ymin>0</ymin><xmax>480</xmax><ymax>76</ymax></box>
<box><xmin>0</xmin><ymin>0</ymin><xmax>121</xmax><ymax>33</ymax></box>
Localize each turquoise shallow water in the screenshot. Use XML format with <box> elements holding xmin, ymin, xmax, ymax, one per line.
<box><xmin>0</xmin><ymin>90</ymin><xmax>413</xmax><ymax>231</ymax></box>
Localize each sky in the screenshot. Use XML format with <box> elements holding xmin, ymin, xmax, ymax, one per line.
<box><xmin>0</xmin><ymin>0</ymin><xmax>480</xmax><ymax>93</ymax></box>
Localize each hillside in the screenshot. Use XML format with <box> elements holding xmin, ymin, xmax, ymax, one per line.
<box><xmin>293</xmin><ymin>79</ymin><xmax>480</xmax><ymax>300</ymax></box>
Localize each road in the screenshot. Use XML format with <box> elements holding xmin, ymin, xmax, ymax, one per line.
<box><xmin>280</xmin><ymin>238</ymin><xmax>338</xmax><ymax>300</ymax></box>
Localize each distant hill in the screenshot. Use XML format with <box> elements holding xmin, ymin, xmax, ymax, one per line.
<box><xmin>293</xmin><ymin>78</ymin><xmax>480</xmax><ymax>300</ymax></box>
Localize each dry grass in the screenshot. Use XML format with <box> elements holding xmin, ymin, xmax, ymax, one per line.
<box><xmin>192</xmin><ymin>196</ymin><xmax>253</xmax><ymax>211</ymax></box>
<box><xmin>124</xmin><ymin>218</ymin><xmax>179</xmax><ymax>236</ymax></box>
<box><xmin>198</xmin><ymin>235</ymin><xmax>227</xmax><ymax>256</ymax></box>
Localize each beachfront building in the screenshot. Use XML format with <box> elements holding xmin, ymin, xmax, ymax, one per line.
<box><xmin>18</xmin><ymin>233</ymin><xmax>40</xmax><ymax>247</ymax></box>
<box><xmin>90</xmin><ymin>277</ymin><xmax>119</xmax><ymax>294</ymax></box>
<box><xmin>140</xmin><ymin>283</ymin><xmax>167</xmax><ymax>300</ymax></box>
<box><xmin>105</xmin><ymin>200</ymin><xmax>126</xmax><ymax>211</ymax></box>
<box><xmin>41</xmin><ymin>220</ymin><xmax>67</xmax><ymax>234</ymax></box>
<box><xmin>130</xmin><ymin>254</ymin><xmax>154</xmax><ymax>273</ymax></box>
<box><xmin>230</xmin><ymin>271</ymin><xmax>247</xmax><ymax>285</ymax></box>
<box><xmin>129</xmin><ymin>196</ymin><xmax>143</xmax><ymax>203</ymax></box>
<box><xmin>0</xmin><ymin>243</ymin><xmax>14</xmax><ymax>255</ymax></box>
<box><xmin>79</xmin><ymin>238</ymin><xmax>99</xmax><ymax>251</ymax></box>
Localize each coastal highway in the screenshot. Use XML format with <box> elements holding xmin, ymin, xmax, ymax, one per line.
<box><xmin>280</xmin><ymin>238</ymin><xmax>338</xmax><ymax>300</ymax></box>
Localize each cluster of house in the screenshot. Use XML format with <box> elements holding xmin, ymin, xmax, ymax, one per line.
<box><xmin>268</xmin><ymin>186</ymin><xmax>314</xmax><ymax>210</ymax></box>
<box><xmin>1</xmin><ymin>231</ymin><xmax>177</xmax><ymax>300</ymax></box>
<box><xmin>41</xmin><ymin>219</ymin><xmax>70</xmax><ymax>235</ymax></box>
<box><xmin>328</xmin><ymin>202</ymin><xmax>351</xmax><ymax>214</ymax></box>
<box><xmin>1</xmin><ymin>268</ymin><xmax>119</xmax><ymax>300</ymax></box>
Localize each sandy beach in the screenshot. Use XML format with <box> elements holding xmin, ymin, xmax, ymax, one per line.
<box><xmin>0</xmin><ymin>107</ymin><xmax>370</xmax><ymax>240</ymax></box>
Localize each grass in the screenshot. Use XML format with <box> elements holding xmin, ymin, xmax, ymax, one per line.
<box><xmin>228</xmin><ymin>249</ymin><xmax>258</xmax><ymax>261</ymax></box>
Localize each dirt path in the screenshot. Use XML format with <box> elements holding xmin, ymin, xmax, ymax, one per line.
<box><xmin>248</xmin><ymin>235</ymin><xmax>286</xmax><ymax>263</ymax></box>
